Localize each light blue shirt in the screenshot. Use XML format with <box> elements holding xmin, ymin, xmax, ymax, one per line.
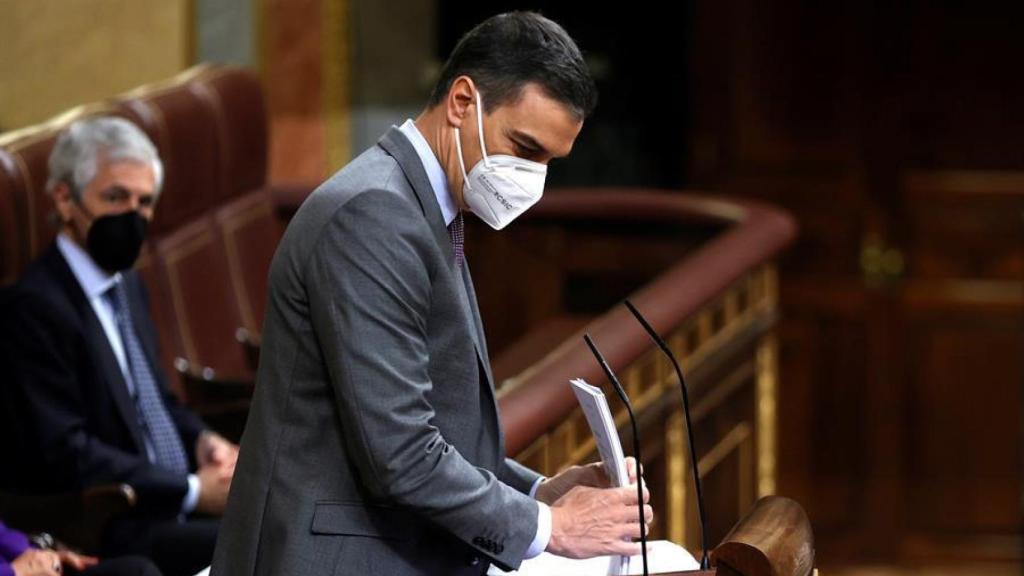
<box><xmin>397</xmin><ymin>120</ymin><xmax>551</xmax><ymax>558</ymax></box>
<box><xmin>56</xmin><ymin>233</ymin><xmax>200</xmax><ymax>515</ymax></box>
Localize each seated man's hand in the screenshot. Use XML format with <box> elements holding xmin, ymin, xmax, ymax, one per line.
<box><xmin>11</xmin><ymin>548</ymin><xmax>62</xmax><ymax>576</ymax></box>
<box><xmin>196</xmin><ymin>460</ymin><xmax>233</xmax><ymax>515</ymax></box>
<box><xmin>546</xmin><ymin>483</ymin><xmax>653</xmax><ymax>559</ymax></box>
<box><xmin>196</xmin><ymin>431</ymin><xmax>239</xmax><ymax>473</ymax></box>
<box><xmin>56</xmin><ymin>550</ymin><xmax>98</xmax><ymax>572</ymax></box>
<box><xmin>536</xmin><ymin>456</ymin><xmax>643</xmax><ymax>505</ymax></box>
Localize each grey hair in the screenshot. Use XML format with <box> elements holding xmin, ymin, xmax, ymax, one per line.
<box><xmin>46</xmin><ymin>116</ymin><xmax>164</xmax><ymax>199</ymax></box>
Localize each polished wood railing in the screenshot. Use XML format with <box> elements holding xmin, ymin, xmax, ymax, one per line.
<box><xmin>480</xmin><ymin>188</ymin><xmax>797</xmax><ymax>558</ymax></box>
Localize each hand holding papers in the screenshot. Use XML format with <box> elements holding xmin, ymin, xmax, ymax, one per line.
<box><xmin>487</xmin><ymin>379</ymin><xmax>696</xmax><ymax>569</ymax></box>
<box><xmin>493</xmin><ymin>378</ymin><xmax>699</xmax><ymax>575</ymax></box>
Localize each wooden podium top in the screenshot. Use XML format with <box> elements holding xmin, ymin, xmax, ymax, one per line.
<box><xmin>655</xmin><ymin>496</ymin><xmax>815</xmax><ymax>576</ymax></box>
<box><xmin>525</xmin><ymin>496</ymin><xmax>812</xmax><ymax>575</ymax></box>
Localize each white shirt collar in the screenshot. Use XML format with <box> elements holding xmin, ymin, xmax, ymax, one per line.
<box><xmin>56</xmin><ymin>232</ymin><xmax>121</xmax><ymax>300</ymax></box>
<box><xmin>398</xmin><ymin>119</ymin><xmax>459</xmax><ymax>226</ymax></box>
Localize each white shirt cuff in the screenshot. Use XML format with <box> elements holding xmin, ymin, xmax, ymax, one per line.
<box><xmin>182</xmin><ymin>473</ymin><xmax>200</xmax><ymax>515</ymax></box>
<box><xmin>528</xmin><ymin>475</ymin><xmax>544</xmax><ymax>499</ymax></box>
<box><xmin>524</xmin><ymin>476</ymin><xmax>550</xmax><ymax>558</ymax></box>
<box><xmin>526</xmin><ymin>502</ymin><xmax>552</xmax><ymax>558</ymax></box>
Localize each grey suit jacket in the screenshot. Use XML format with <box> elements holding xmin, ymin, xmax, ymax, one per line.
<box><xmin>210</xmin><ymin>127</ymin><xmax>542</xmax><ymax>576</ymax></box>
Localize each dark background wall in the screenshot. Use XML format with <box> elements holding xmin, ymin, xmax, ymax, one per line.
<box><xmin>439</xmin><ymin>1</ymin><xmax>693</xmax><ymax>189</ymax></box>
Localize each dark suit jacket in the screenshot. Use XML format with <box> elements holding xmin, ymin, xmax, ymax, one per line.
<box><xmin>210</xmin><ymin>127</ymin><xmax>542</xmax><ymax>576</ymax></box>
<box><xmin>0</xmin><ymin>243</ymin><xmax>206</xmax><ymax>519</ymax></box>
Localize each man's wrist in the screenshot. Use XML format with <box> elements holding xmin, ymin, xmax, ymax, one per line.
<box><xmin>525</xmin><ymin>501</ymin><xmax>552</xmax><ymax>558</ymax></box>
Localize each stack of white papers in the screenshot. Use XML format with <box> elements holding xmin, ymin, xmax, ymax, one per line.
<box><xmin>570</xmin><ymin>378</ymin><xmax>630</xmax><ymax>488</ymax></box>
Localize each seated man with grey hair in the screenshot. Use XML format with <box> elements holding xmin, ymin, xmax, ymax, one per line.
<box><xmin>0</xmin><ymin>117</ymin><xmax>238</xmax><ymax>576</ymax></box>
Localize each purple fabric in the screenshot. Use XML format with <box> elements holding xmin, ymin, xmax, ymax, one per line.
<box><xmin>0</xmin><ymin>522</ymin><xmax>29</xmax><ymax>561</ymax></box>
<box><xmin>0</xmin><ymin>521</ymin><xmax>30</xmax><ymax>576</ymax></box>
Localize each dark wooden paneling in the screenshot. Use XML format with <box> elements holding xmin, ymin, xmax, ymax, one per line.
<box><xmin>686</xmin><ymin>0</ymin><xmax>1024</xmax><ymax>566</ymax></box>
<box><xmin>777</xmin><ymin>281</ymin><xmax>869</xmax><ymax>536</ymax></box>
<box><xmin>905</xmin><ymin>310</ymin><xmax>1021</xmax><ymax>532</ymax></box>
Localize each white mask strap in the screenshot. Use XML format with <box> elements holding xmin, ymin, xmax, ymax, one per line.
<box><xmin>454</xmin><ymin>126</ymin><xmax>469</xmax><ymax>184</ymax></box>
<box><xmin>474</xmin><ymin>90</ymin><xmax>491</xmax><ymax>168</ymax></box>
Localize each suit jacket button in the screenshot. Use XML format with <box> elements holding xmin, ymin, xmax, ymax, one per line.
<box><xmin>467</xmin><ymin>555</ymin><xmax>480</xmax><ymax>566</ymax></box>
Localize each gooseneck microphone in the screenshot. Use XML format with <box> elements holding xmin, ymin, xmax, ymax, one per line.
<box><xmin>583</xmin><ymin>333</ymin><xmax>649</xmax><ymax>576</ymax></box>
<box><xmin>623</xmin><ymin>299</ymin><xmax>710</xmax><ymax>570</ymax></box>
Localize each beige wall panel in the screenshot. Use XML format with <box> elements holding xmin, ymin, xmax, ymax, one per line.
<box><xmin>0</xmin><ymin>0</ymin><xmax>189</xmax><ymax>131</ymax></box>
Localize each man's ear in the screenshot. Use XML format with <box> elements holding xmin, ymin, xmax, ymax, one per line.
<box><xmin>445</xmin><ymin>76</ymin><xmax>477</xmax><ymax>129</ymax></box>
<box><xmin>51</xmin><ymin>182</ymin><xmax>74</xmax><ymax>224</ymax></box>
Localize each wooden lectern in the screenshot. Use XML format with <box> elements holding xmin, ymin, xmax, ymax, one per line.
<box><xmin>660</xmin><ymin>496</ymin><xmax>814</xmax><ymax>576</ymax></box>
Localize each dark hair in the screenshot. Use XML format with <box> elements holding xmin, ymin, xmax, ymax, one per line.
<box><xmin>428</xmin><ymin>11</ymin><xmax>597</xmax><ymax>120</ymax></box>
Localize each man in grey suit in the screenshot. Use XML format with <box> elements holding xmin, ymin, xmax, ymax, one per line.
<box><xmin>212</xmin><ymin>12</ymin><xmax>651</xmax><ymax>575</ymax></box>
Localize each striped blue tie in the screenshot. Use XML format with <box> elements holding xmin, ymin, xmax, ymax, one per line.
<box><xmin>106</xmin><ymin>280</ymin><xmax>189</xmax><ymax>475</ymax></box>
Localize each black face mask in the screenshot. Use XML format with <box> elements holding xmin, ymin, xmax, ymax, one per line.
<box><xmin>85</xmin><ymin>210</ymin><xmax>149</xmax><ymax>272</ymax></box>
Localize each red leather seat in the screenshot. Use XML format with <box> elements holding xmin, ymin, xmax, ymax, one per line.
<box><xmin>213</xmin><ymin>189</ymin><xmax>283</xmax><ymax>337</ymax></box>
<box><xmin>198</xmin><ymin>68</ymin><xmax>268</xmax><ymax>203</ymax></box>
<box><xmin>114</xmin><ymin>71</ymin><xmax>225</xmax><ymax>236</ymax></box>
<box><xmin>153</xmin><ymin>214</ymin><xmax>250</xmax><ymax>379</ymax></box>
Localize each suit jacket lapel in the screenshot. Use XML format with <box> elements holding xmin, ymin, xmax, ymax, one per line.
<box><xmin>44</xmin><ymin>246</ymin><xmax>148</xmax><ymax>453</ymax></box>
<box><xmin>377</xmin><ymin>127</ymin><xmax>492</xmax><ymax>372</ymax></box>
<box><xmin>378</xmin><ymin>128</ymin><xmax>456</xmax><ymax>269</ymax></box>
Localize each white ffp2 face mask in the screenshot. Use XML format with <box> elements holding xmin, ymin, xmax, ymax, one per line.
<box><xmin>455</xmin><ymin>91</ymin><xmax>547</xmax><ymax>230</ymax></box>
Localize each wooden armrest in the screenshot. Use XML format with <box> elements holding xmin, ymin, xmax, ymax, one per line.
<box><xmin>0</xmin><ymin>484</ymin><xmax>136</xmax><ymax>554</ymax></box>
<box><xmin>711</xmin><ymin>496</ymin><xmax>815</xmax><ymax>576</ymax></box>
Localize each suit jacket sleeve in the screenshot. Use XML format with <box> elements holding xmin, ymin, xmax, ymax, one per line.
<box><xmin>307</xmin><ymin>189</ymin><xmax>540</xmax><ymax>570</ymax></box>
<box><xmin>499</xmin><ymin>457</ymin><xmax>543</xmax><ymax>495</ymax></box>
<box><xmin>2</xmin><ymin>289</ymin><xmax>189</xmax><ymax>518</ymax></box>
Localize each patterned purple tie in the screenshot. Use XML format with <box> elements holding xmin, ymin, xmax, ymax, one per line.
<box><xmin>448</xmin><ymin>211</ymin><xmax>464</xmax><ymax>267</ymax></box>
